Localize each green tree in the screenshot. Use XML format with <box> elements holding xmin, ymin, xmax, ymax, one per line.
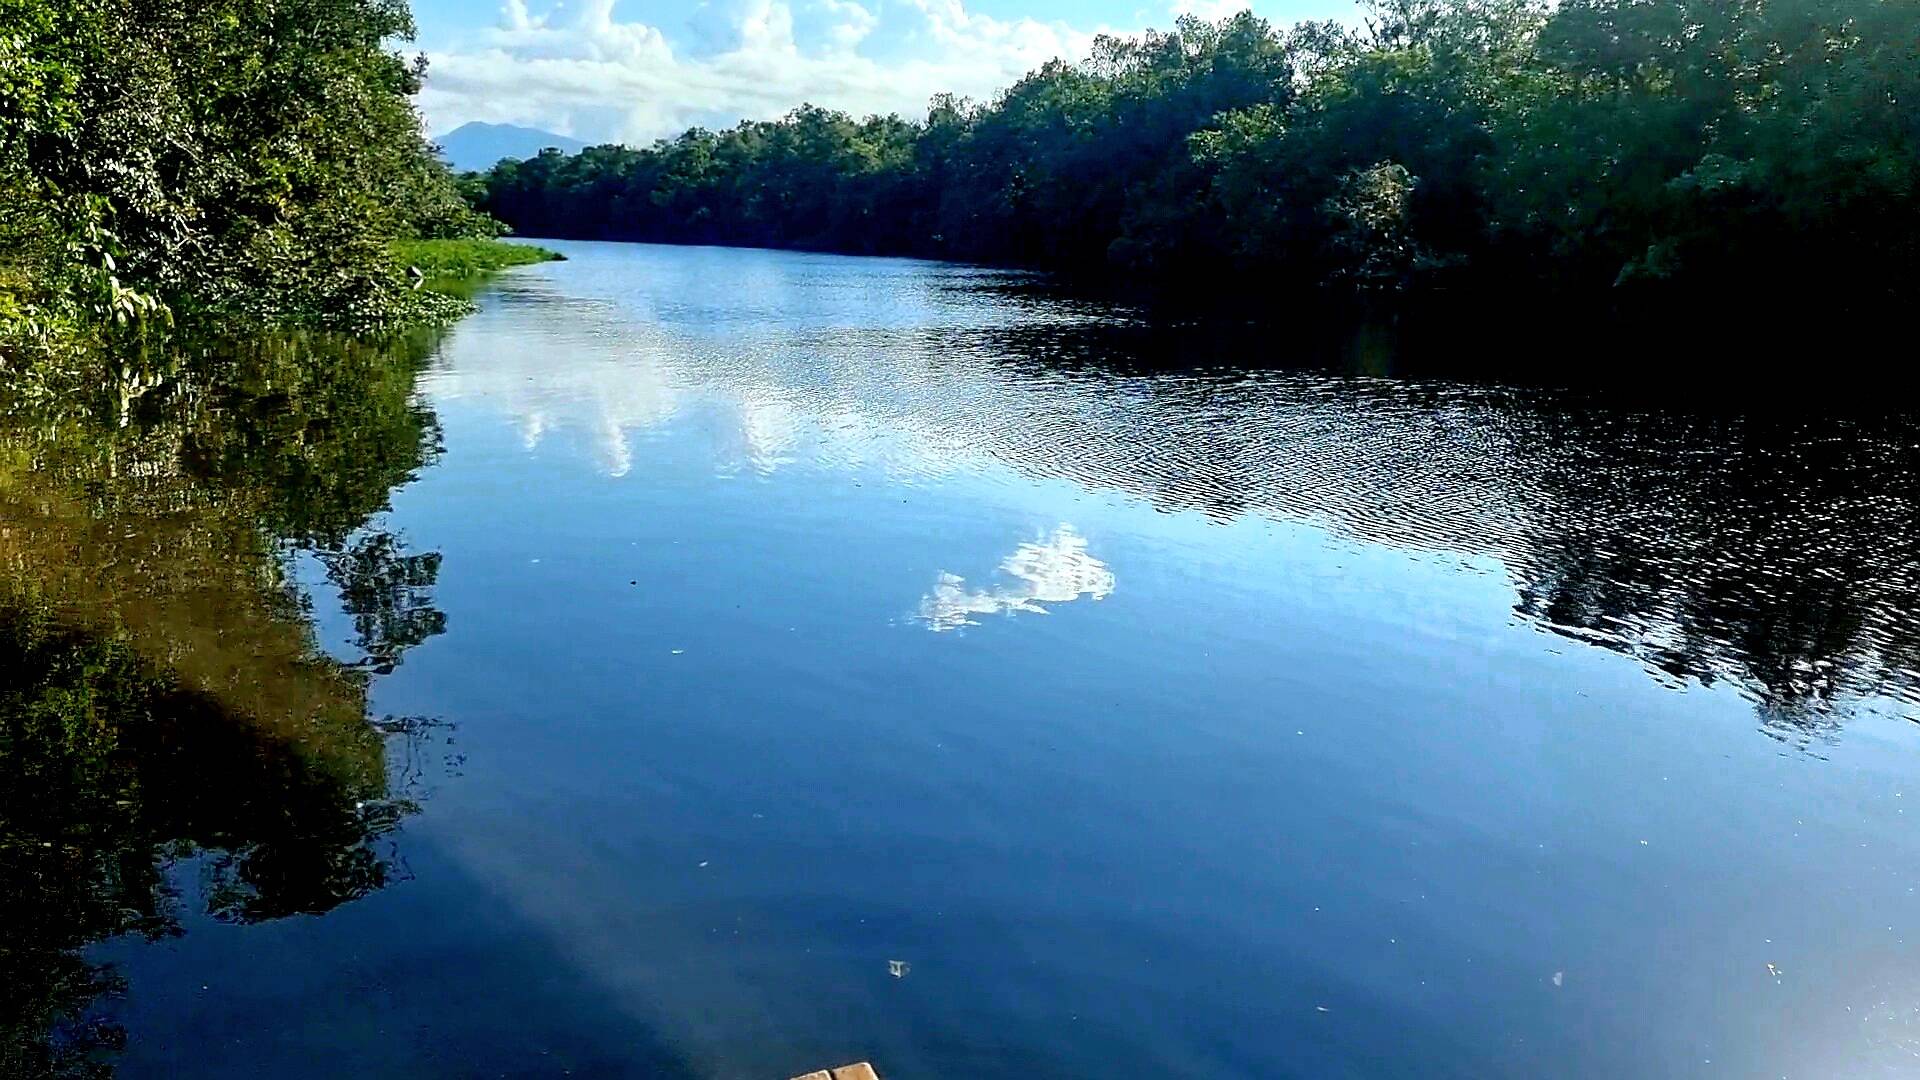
<box><xmin>467</xmin><ymin>1</ymin><xmax>1920</xmax><ymax>314</ymax></box>
<box><xmin>2</xmin><ymin>0</ymin><xmax>501</xmax><ymax>359</ymax></box>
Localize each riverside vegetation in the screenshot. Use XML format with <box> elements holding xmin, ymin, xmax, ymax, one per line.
<box><xmin>0</xmin><ymin>3</ymin><xmax>521</xmax><ymax>1072</ymax></box>
<box><xmin>0</xmin><ymin>0</ymin><xmax>552</xmax><ymax>372</ymax></box>
<box><xmin>473</xmin><ymin>0</ymin><xmax>1918</xmax><ymax>313</ymax></box>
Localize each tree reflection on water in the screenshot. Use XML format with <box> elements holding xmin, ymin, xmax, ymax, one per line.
<box><xmin>0</xmin><ymin>332</ymin><xmax>450</xmax><ymax>1078</ymax></box>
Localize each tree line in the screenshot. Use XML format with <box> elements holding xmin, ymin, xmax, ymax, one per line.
<box><xmin>0</xmin><ymin>0</ymin><xmax>500</xmax><ymax>361</ymax></box>
<box><xmin>473</xmin><ymin>0</ymin><xmax>1918</xmax><ymax>308</ymax></box>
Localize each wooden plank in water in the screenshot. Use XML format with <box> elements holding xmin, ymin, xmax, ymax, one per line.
<box><xmin>788</xmin><ymin>1063</ymin><xmax>879</xmax><ymax>1080</ymax></box>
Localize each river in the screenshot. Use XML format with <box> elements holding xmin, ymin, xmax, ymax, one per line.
<box><xmin>5</xmin><ymin>240</ymin><xmax>1920</xmax><ymax>1079</ymax></box>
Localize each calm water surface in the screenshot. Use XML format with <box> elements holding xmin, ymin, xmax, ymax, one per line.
<box><xmin>8</xmin><ymin>240</ymin><xmax>1920</xmax><ymax>1079</ymax></box>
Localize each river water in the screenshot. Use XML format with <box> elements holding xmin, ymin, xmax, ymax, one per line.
<box><xmin>6</xmin><ymin>240</ymin><xmax>1920</xmax><ymax>1078</ymax></box>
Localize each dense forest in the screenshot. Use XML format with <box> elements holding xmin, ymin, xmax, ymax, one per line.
<box><xmin>0</xmin><ymin>0</ymin><xmax>502</xmax><ymax>362</ymax></box>
<box><xmin>475</xmin><ymin>0</ymin><xmax>1918</xmax><ymax>306</ymax></box>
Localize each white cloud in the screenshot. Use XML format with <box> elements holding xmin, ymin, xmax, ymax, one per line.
<box><xmin>1172</xmin><ymin>0</ymin><xmax>1248</xmax><ymax>20</ymax></box>
<box><xmin>417</xmin><ymin>0</ymin><xmax>1117</xmax><ymax>143</ymax></box>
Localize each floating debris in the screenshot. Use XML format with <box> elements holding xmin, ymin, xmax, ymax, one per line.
<box><xmin>790</xmin><ymin>1063</ymin><xmax>880</xmax><ymax>1080</ymax></box>
<box><xmin>1552</xmin><ymin>971</ymin><xmax>1564</xmax><ymax>987</ymax></box>
<box><xmin>888</xmin><ymin>960</ymin><xmax>910</xmax><ymax>978</ymax></box>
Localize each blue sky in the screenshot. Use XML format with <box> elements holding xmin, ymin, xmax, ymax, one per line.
<box><xmin>407</xmin><ymin>0</ymin><xmax>1358</xmax><ymax>144</ymax></box>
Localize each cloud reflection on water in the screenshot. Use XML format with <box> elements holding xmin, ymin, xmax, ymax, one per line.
<box><xmin>918</xmin><ymin>524</ymin><xmax>1115</xmax><ymax>632</ymax></box>
<box><xmin>428</xmin><ymin>251</ymin><xmax>1920</xmax><ymax>729</ymax></box>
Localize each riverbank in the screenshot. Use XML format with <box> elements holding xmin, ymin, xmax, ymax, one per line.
<box><xmin>393</xmin><ymin>238</ymin><xmax>565</xmax><ymax>281</ymax></box>
<box><xmin>469</xmin><ymin>2</ymin><xmax>1918</xmax><ymax>313</ymax></box>
<box><xmin>1</xmin><ymin>238</ymin><xmax>558</xmax><ymax>400</ymax></box>
<box><xmin>2</xmin><ymin>0</ymin><xmax>530</xmax><ymax>370</ymax></box>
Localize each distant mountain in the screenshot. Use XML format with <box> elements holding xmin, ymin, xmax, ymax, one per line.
<box><xmin>436</xmin><ymin>122</ymin><xmax>588</xmax><ymax>173</ymax></box>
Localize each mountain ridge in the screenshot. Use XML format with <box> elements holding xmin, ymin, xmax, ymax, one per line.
<box><xmin>437</xmin><ymin>122</ymin><xmax>589</xmax><ymax>173</ymax></box>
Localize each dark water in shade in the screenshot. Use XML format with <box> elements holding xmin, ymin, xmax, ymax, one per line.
<box><xmin>7</xmin><ymin>241</ymin><xmax>1920</xmax><ymax>1079</ymax></box>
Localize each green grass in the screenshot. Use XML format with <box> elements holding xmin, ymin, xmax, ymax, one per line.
<box><xmin>391</xmin><ymin>238</ymin><xmax>563</xmax><ymax>280</ymax></box>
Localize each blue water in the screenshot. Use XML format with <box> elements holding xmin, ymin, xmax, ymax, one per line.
<box><xmin>90</xmin><ymin>242</ymin><xmax>1920</xmax><ymax>1078</ymax></box>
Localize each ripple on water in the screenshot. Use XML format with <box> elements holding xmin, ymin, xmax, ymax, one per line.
<box><xmin>439</xmin><ymin>269</ymin><xmax>1920</xmax><ymax>737</ymax></box>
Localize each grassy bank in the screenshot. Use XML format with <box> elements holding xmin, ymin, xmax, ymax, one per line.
<box><xmin>392</xmin><ymin>239</ymin><xmax>564</xmax><ymax>280</ymax></box>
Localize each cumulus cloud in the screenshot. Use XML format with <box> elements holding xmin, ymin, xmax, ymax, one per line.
<box><xmin>417</xmin><ymin>0</ymin><xmax>1120</xmax><ymax>144</ymax></box>
<box><xmin>1171</xmin><ymin>0</ymin><xmax>1249</xmax><ymax>19</ymax></box>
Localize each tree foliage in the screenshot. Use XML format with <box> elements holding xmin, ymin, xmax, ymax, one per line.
<box><xmin>0</xmin><ymin>0</ymin><xmax>497</xmax><ymax>359</ymax></box>
<box><xmin>475</xmin><ymin>0</ymin><xmax>1919</xmax><ymax>307</ymax></box>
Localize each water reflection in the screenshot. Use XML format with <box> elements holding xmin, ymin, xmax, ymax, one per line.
<box><xmin>0</xmin><ymin>332</ymin><xmax>449</xmax><ymax>1076</ymax></box>
<box><xmin>918</xmin><ymin>525</ymin><xmax>1116</xmax><ymax>632</ymax></box>
<box><xmin>318</xmin><ymin>534</ymin><xmax>447</xmax><ymax>674</ymax></box>
<box><xmin>439</xmin><ymin>261</ymin><xmax>1920</xmax><ymax>735</ymax></box>
<box><xmin>21</xmin><ymin>246</ymin><xmax>1904</xmax><ymax>1077</ymax></box>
